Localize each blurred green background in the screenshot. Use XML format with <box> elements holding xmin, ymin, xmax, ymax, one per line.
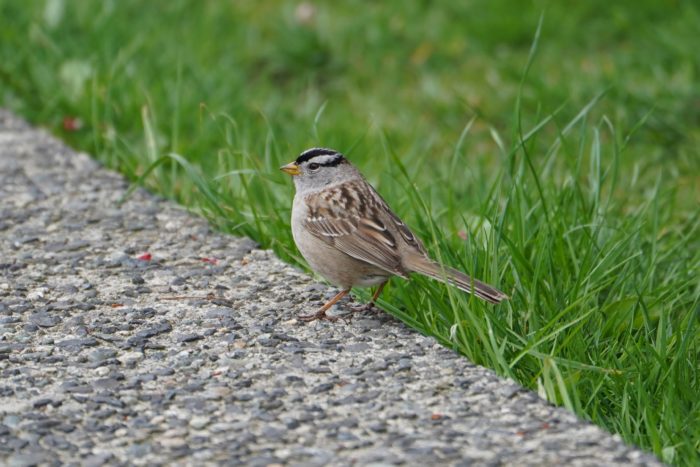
<box><xmin>1</xmin><ymin>0</ymin><xmax>698</xmax><ymax>464</ymax></box>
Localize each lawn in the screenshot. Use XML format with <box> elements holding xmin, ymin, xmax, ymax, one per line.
<box><xmin>1</xmin><ymin>0</ymin><xmax>698</xmax><ymax>464</ymax></box>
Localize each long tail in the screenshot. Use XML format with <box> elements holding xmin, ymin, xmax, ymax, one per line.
<box><xmin>403</xmin><ymin>255</ymin><xmax>508</xmax><ymax>304</ymax></box>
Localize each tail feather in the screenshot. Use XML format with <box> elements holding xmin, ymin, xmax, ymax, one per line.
<box><xmin>404</xmin><ymin>255</ymin><xmax>508</xmax><ymax>304</ymax></box>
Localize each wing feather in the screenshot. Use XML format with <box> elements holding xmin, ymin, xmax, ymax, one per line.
<box><xmin>366</xmin><ymin>185</ymin><xmax>427</xmax><ymax>254</ymax></box>
<box><xmin>304</xmin><ymin>182</ymin><xmax>410</xmax><ymax>277</ymax></box>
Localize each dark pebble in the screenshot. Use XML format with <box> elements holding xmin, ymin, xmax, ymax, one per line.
<box><xmin>285</xmin><ymin>419</ymin><xmax>301</xmax><ymax>430</ymax></box>
<box><xmin>93</xmin><ymin>408</ymin><xmax>116</xmax><ymax>419</ymax></box>
<box><xmin>311</xmin><ymin>383</ymin><xmax>335</xmax><ymax>394</ymax></box>
<box><xmin>92</xmin><ymin>395</ymin><xmax>125</xmax><ymax>408</ymax></box>
<box><xmin>56</xmin><ymin>337</ymin><xmax>98</xmax><ymax>349</ymax></box>
<box><xmin>177</xmin><ymin>333</ymin><xmax>203</xmax><ymax>343</ymax></box>
<box><xmin>4</xmin><ymin>437</ymin><xmax>29</xmax><ymax>450</ymax></box>
<box><xmin>133</xmin><ymin>321</ymin><xmax>173</xmax><ymax>340</ymax></box>
<box><xmin>260</xmin><ymin>400</ymin><xmax>283</xmax><ymax>410</ymax></box>
<box><xmin>61</xmin><ymin>381</ymin><xmax>93</xmax><ymax>394</ymax></box>
<box><xmin>131</xmin><ymin>276</ymin><xmax>145</xmax><ymax>285</ymax></box>
<box><xmin>32</xmin><ymin>398</ymin><xmax>61</xmax><ymax>408</ymax></box>
<box><xmin>369</xmin><ymin>421</ymin><xmax>388</xmax><ymax>433</ymax></box>
<box><xmin>0</xmin><ymin>316</ymin><xmax>21</xmax><ymax>324</ymax></box>
<box><xmin>28</xmin><ymin>312</ymin><xmax>61</xmax><ymax>328</ymax></box>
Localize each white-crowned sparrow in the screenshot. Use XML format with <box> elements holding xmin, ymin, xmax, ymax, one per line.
<box><xmin>281</xmin><ymin>148</ymin><xmax>508</xmax><ymax>321</ymax></box>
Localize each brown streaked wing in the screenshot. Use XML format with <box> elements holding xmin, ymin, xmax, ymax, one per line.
<box><xmin>366</xmin><ymin>184</ymin><xmax>427</xmax><ymax>255</ymax></box>
<box><xmin>303</xmin><ymin>184</ymin><xmax>409</xmax><ymax>277</ymax></box>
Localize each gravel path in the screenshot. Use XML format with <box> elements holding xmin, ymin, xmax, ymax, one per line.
<box><xmin>0</xmin><ymin>110</ymin><xmax>659</xmax><ymax>466</ymax></box>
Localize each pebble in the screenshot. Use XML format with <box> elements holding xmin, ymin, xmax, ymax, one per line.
<box><xmin>188</xmin><ymin>416</ymin><xmax>210</xmax><ymax>430</ymax></box>
<box><xmin>117</xmin><ymin>351</ymin><xmax>143</xmax><ymax>365</ymax></box>
<box><xmin>28</xmin><ymin>312</ymin><xmax>61</xmax><ymax>328</ymax></box>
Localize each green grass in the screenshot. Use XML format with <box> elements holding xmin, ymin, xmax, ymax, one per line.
<box><xmin>1</xmin><ymin>0</ymin><xmax>699</xmax><ymax>463</ymax></box>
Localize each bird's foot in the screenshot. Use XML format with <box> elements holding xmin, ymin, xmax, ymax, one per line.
<box><xmin>297</xmin><ymin>288</ymin><xmax>359</xmax><ymax>323</ymax></box>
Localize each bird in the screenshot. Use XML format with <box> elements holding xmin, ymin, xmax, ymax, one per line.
<box><xmin>280</xmin><ymin>147</ymin><xmax>508</xmax><ymax>321</ymax></box>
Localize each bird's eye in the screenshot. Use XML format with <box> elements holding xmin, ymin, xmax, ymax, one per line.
<box><xmin>308</xmin><ymin>163</ymin><xmax>320</xmax><ymax>171</ymax></box>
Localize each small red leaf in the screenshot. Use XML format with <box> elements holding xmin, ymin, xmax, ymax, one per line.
<box><xmin>200</xmin><ymin>257</ymin><xmax>218</xmax><ymax>265</ymax></box>
<box><xmin>137</xmin><ymin>253</ymin><xmax>152</xmax><ymax>261</ymax></box>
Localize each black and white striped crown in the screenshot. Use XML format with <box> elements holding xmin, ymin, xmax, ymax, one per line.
<box><xmin>296</xmin><ymin>147</ymin><xmax>345</xmax><ymax>167</ymax></box>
